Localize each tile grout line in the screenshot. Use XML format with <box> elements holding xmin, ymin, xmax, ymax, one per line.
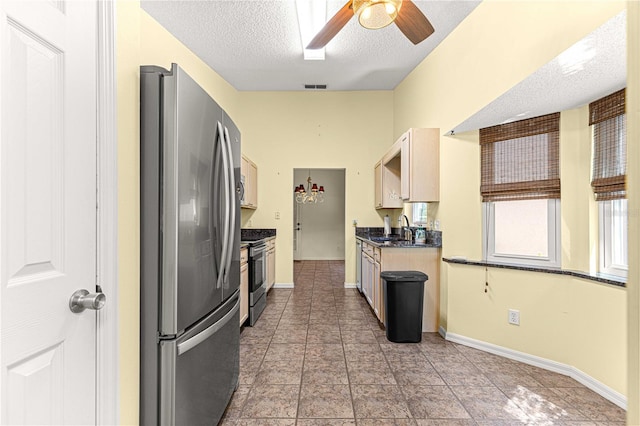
<box><xmin>294</xmin><ymin>265</ymin><xmax>312</xmax><ymax>421</ymax></box>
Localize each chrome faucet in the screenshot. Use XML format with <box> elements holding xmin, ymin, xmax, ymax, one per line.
<box><xmin>401</xmin><ymin>214</ymin><xmax>413</xmax><ymax>242</ymax></box>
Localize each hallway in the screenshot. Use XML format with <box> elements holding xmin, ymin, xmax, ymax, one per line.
<box><xmin>222</xmin><ymin>260</ymin><xmax>625</xmax><ymax>425</ymax></box>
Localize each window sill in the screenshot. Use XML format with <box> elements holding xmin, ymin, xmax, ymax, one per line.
<box><xmin>442</xmin><ymin>258</ymin><xmax>626</xmax><ymax>288</ymax></box>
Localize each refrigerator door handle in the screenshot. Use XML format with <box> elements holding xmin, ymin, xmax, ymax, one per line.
<box><xmin>216</xmin><ymin>121</ymin><xmax>231</xmax><ymax>290</ymax></box>
<box><xmin>177</xmin><ymin>297</ymin><xmax>239</xmax><ymax>356</ymax></box>
<box><xmin>223</xmin><ymin>126</ymin><xmax>236</xmax><ymax>283</ymax></box>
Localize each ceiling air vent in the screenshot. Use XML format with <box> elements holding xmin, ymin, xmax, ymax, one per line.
<box><xmin>304</xmin><ymin>84</ymin><xmax>327</xmax><ymax>90</ymax></box>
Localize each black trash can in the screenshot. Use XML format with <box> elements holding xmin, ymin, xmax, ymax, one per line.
<box><xmin>381</xmin><ymin>271</ymin><xmax>428</xmax><ymax>343</ymax></box>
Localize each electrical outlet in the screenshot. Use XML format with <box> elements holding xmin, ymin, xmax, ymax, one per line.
<box><xmin>508</xmin><ymin>309</ymin><xmax>520</xmax><ymax>325</ymax></box>
<box><xmin>275</xmin><ymin>211</ymin><xmax>280</xmax><ymax>220</ymax></box>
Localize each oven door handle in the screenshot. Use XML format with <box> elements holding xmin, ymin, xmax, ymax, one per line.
<box><xmin>250</xmin><ymin>245</ymin><xmax>267</xmax><ymax>256</ymax></box>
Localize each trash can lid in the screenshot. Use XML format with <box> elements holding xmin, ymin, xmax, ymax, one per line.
<box><xmin>380</xmin><ymin>271</ymin><xmax>428</xmax><ymax>282</ymax></box>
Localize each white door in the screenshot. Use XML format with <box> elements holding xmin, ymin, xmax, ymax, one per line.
<box><xmin>0</xmin><ymin>1</ymin><xmax>98</xmax><ymax>424</ymax></box>
<box><xmin>293</xmin><ymin>200</ymin><xmax>302</xmax><ymax>260</ymax></box>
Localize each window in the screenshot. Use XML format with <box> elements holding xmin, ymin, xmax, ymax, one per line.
<box><xmin>484</xmin><ymin>199</ymin><xmax>560</xmax><ymax>267</ymax></box>
<box><xmin>480</xmin><ymin>113</ymin><xmax>561</xmax><ymax>267</ymax></box>
<box><xmin>599</xmin><ymin>199</ymin><xmax>628</xmax><ymax>277</ymax></box>
<box><xmin>412</xmin><ymin>203</ymin><xmax>427</xmax><ymax>225</ymax></box>
<box><xmin>590</xmin><ymin>89</ymin><xmax>627</xmax><ymax>277</ymax></box>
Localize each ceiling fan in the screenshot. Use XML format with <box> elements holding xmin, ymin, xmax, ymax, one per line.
<box><xmin>306</xmin><ymin>0</ymin><xmax>435</xmax><ymax>49</ymax></box>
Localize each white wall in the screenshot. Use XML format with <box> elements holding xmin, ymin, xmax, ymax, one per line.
<box><xmin>294</xmin><ymin>169</ymin><xmax>345</xmax><ymax>260</ymax></box>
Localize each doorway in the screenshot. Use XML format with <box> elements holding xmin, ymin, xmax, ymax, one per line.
<box><xmin>293</xmin><ymin>169</ymin><xmax>345</xmax><ymax>261</ymax></box>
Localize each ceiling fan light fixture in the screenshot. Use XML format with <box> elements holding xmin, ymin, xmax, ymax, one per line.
<box><xmin>295</xmin><ymin>0</ymin><xmax>327</xmax><ymax>59</ymax></box>
<box><xmin>353</xmin><ymin>0</ymin><xmax>402</xmax><ymax>30</ymax></box>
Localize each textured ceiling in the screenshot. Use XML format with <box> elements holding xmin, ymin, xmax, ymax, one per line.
<box><xmin>451</xmin><ymin>10</ymin><xmax>627</xmax><ymax>134</ymax></box>
<box><xmin>140</xmin><ymin>2</ymin><xmax>626</xmax><ymax>132</ymax></box>
<box><xmin>140</xmin><ymin>0</ymin><xmax>481</xmax><ymax>91</ymax></box>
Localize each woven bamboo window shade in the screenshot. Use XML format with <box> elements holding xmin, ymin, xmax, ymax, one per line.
<box><xmin>479</xmin><ymin>113</ymin><xmax>560</xmax><ymax>202</ymax></box>
<box><xmin>589</xmin><ymin>88</ymin><xmax>626</xmax><ymax>201</ymax></box>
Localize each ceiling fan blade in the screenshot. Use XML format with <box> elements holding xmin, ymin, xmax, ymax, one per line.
<box><xmin>394</xmin><ymin>0</ymin><xmax>434</xmax><ymax>45</ymax></box>
<box><xmin>306</xmin><ymin>0</ymin><xmax>354</xmax><ymax>50</ymax></box>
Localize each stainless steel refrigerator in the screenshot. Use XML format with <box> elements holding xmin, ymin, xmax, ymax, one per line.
<box><xmin>140</xmin><ymin>63</ymin><xmax>241</xmax><ymax>425</ymax></box>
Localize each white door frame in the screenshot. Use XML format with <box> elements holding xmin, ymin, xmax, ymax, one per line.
<box><xmin>96</xmin><ymin>1</ymin><xmax>119</xmax><ymax>424</ymax></box>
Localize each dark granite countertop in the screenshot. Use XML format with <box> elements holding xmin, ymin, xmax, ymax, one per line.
<box><xmin>356</xmin><ymin>227</ymin><xmax>442</xmax><ymax>248</ymax></box>
<box><xmin>443</xmin><ymin>257</ymin><xmax>626</xmax><ymax>288</ymax></box>
<box><xmin>241</xmin><ymin>228</ymin><xmax>276</xmax><ymax>244</ymax></box>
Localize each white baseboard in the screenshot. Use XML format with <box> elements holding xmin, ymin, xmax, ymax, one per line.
<box><xmin>272</xmin><ymin>282</ymin><xmax>294</xmax><ymax>289</ymax></box>
<box><xmin>344</xmin><ymin>282</ymin><xmax>357</xmax><ymax>289</ymax></box>
<box><xmin>295</xmin><ymin>257</ymin><xmax>346</xmax><ymax>261</ymax></box>
<box><xmin>445</xmin><ymin>332</ymin><xmax>627</xmax><ymax>410</ymax></box>
<box><xmin>438</xmin><ymin>326</ymin><xmax>447</xmax><ymax>340</ymax></box>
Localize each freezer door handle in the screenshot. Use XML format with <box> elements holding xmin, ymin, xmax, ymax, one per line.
<box><xmin>177</xmin><ymin>297</ymin><xmax>239</xmax><ymax>355</ymax></box>
<box><xmin>216</xmin><ymin>121</ymin><xmax>231</xmax><ymax>290</ymax></box>
<box><xmin>222</xmin><ymin>126</ymin><xmax>236</xmax><ymax>283</ymax></box>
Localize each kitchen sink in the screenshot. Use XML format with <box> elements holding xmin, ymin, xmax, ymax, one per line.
<box><xmin>366</xmin><ymin>237</ymin><xmax>418</xmax><ymax>246</ymax></box>
<box><xmin>383</xmin><ymin>240</ymin><xmax>415</xmax><ymax>246</ymax></box>
<box><xmin>369</xmin><ymin>236</ymin><xmax>404</xmax><ymax>242</ymax></box>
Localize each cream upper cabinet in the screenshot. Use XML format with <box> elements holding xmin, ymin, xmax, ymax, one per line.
<box><xmin>241</xmin><ymin>155</ymin><xmax>258</xmax><ymax>209</ymax></box>
<box><xmin>374</xmin><ymin>162</ymin><xmax>383</xmax><ymax>208</ymax></box>
<box><xmin>374</xmin><ymin>128</ymin><xmax>439</xmax><ymax>207</ymax></box>
<box><xmin>400</xmin><ymin>128</ymin><xmax>440</xmax><ymax>202</ymax></box>
<box><xmin>374</xmin><ymin>159</ymin><xmax>403</xmax><ymax>209</ymax></box>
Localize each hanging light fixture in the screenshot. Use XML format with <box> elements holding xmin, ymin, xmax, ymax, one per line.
<box><xmin>294</xmin><ymin>172</ymin><xmax>325</xmax><ymax>204</ymax></box>
<box><xmin>352</xmin><ymin>0</ymin><xmax>402</xmax><ymax>30</ymax></box>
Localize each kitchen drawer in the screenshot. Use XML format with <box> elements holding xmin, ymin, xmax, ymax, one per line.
<box><xmin>240</xmin><ymin>247</ymin><xmax>248</xmax><ymax>264</ymax></box>
<box><xmin>363</xmin><ymin>242</ymin><xmax>374</xmax><ymax>257</ymax></box>
<box><xmin>373</xmin><ymin>247</ymin><xmax>381</xmax><ymax>262</ymax></box>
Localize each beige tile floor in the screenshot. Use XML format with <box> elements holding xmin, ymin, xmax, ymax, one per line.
<box><xmin>221</xmin><ymin>260</ymin><xmax>626</xmax><ymax>425</ymax></box>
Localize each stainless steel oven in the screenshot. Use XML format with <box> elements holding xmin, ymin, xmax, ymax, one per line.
<box><xmin>248</xmin><ymin>242</ymin><xmax>267</xmax><ymax>326</ymax></box>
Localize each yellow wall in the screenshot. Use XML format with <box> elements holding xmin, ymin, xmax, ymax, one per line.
<box><xmin>440</xmin><ymin>106</ymin><xmax>627</xmax><ymax>395</ymax></box>
<box><xmin>115</xmin><ymin>0</ymin><xmax>638</xmax><ymax>422</ymax></box>
<box><xmin>627</xmin><ymin>1</ymin><xmax>640</xmax><ymax>421</ymax></box>
<box><xmin>393</xmin><ymin>0</ymin><xmax>628</xmax><ymax>397</ymax></box>
<box><xmin>447</xmin><ymin>265</ymin><xmax>626</xmax><ymax>384</ymax></box>
<box><xmin>238</xmin><ymin>91</ymin><xmax>394</xmax><ymax>284</ymax></box>
<box><xmin>560</xmin><ymin>106</ymin><xmax>598</xmax><ymax>273</ymax></box>
<box><xmin>138</xmin><ymin>12</ymin><xmax>239</xmax><ymax>119</ymax></box>
<box><xmin>116</xmin><ymin>3</ymin><xmax>242</xmax><ymax>423</ymax></box>
<box><xmin>116</xmin><ymin>1</ymin><xmax>141</xmax><ymax>423</ymax></box>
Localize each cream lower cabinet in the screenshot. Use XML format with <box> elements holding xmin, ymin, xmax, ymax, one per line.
<box><xmin>361</xmin><ymin>242</ymin><xmax>383</xmax><ymax>323</ymax></box>
<box><xmin>265</xmin><ymin>238</ymin><xmax>276</xmax><ymax>291</ymax></box>
<box><xmin>360</xmin><ymin>240</ymin><xmax>440</xmax><ymax>332</ymax></box>
<box><xmin>373</xmin><ymin>251</ymin><xmax>382</xmax><ymax>323</ymax></box>
<box><xmin>240</xmin><ymin>247</ymin><xmax>249</xmax><ymax>326</ymax></box>
<box><xmin>361</xmin><ymin>246</ymin><xmax>374</xmax><ymax>306</ymax></box>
